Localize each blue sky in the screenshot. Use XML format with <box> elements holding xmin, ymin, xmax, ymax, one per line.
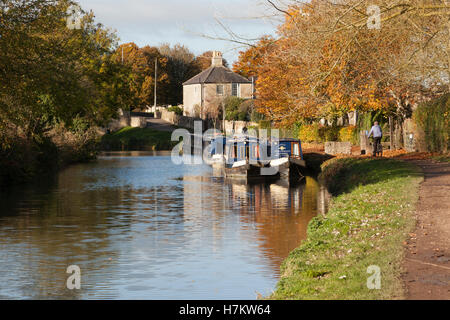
<box><xmin>77</xmin><ymin>0</ymin><xmax>279</xmax><ymax>64</ymax></box>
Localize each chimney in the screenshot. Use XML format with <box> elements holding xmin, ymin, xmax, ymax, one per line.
<box><xmin>211</xmin><ymin>51</ymin><xmax>223</xmax><ymax>67</ymax></box>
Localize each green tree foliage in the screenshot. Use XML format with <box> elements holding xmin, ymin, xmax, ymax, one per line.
<box><xmin>224</xmin><ymin>97</ymin><xmax>251</xmax><ymax>121</ymax></box>
<box><xmin>0</xmin><ymin>0</ymin><xmax>129</xmax><ymax>139</ymax></box>
<box><xmin>167</xmin><ymin>106</ymin><xmax>183</xmax><ymax>116</ymax></box>
<box><xmin>413</xmin><ymin>94</ymin><xmax>450</xmax><ymax>153</ymax></box>
<box><xmin>159</xmin><ymin>43</ymin><xmax>201</xmax><ymax>105</ymax></box>
<box><xmin>0</xmin><ymin>0</ymin><xmax>134</xmax><ymax>184</ymax></box>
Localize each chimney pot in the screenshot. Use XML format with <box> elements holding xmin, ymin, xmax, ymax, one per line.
<box><xmin>211</xmin><ymin>51</ymin><xmax>223</xmax><ymax>67</ymax></box>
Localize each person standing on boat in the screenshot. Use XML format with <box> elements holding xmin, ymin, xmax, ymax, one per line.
<box><xmin>367</xmin><ymin>122</ymin><xmax>383</xmax><ymax>157</ymax></box>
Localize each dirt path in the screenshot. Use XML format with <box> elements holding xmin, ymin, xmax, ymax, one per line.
<box><xmin>402</xmin><ymin>159</ymin><xmax>450</xmax><ymax>300</ymax></box>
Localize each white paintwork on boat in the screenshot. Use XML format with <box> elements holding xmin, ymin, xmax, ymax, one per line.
<box><xmin>212</xmin><ymin>154</ymin><xmax>224</xmax><ymax>161</ymax></box>
<box><xmin>270</xmin><ymin>157</ymin><xmax>289</xmax><ymax>167</ymax></box>
<box><xmin>232</xmin><ymin>160</ymin><xmax>247</xmax><ymax>168</ymax></box>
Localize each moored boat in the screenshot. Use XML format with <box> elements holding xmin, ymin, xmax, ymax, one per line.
<box><xmin>208</xmin><ymin>135</ymin><xmax>227</xmax><ymax>168</ymax></box>
<box><xmin>208</xmin><ymin>135</ymin><xmax>306</xmax><ymax>182</ymax></box>
<box><xmin>222</xmin><ymin>136</ymin><xmax>273</xmax><ymax>181</ymax></box>
<box><xmin>271</xmin><ymin>139</ymin><xmax>306</xmax><ymax>182</ymax></box>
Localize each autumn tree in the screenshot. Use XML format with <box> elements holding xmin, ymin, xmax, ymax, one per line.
<box><xmin>159</xmin><ymin>43</ymin><xmax>201</xmax><ymax>105</ymax></box>
<box><xmin>116</xmin><ymin>43</ymin><xmax>170</xmax><ymax>109</ymax></box>
<box><xmin>196</xmin><ymin>51</ymin><xmax>230</xmax><ymax>70</ymax></box>
<box><xmin>233</xmin><ymin>36</ymin><xmax>275</xmax><ymax>78</ymax></box>
<box><xmin>235</xmin><ymin>0</ymin><xmax>450</xmax><ymax>126</ymax></box>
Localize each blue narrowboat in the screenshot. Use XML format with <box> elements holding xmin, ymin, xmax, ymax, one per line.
<box><xmin>223</xmin><ymin>136</ymin><xmax>273</xmax><ymax>181</ymax></box>
<box><xmin>208</xmin><ymin>135</ymin><xmax>227</xmax><ymax>168</ymax></box>
<box><xmin>208</xmin><ymin>136</ymin><xmax>306</xmax><ymax>181</ymax></box>
<box><xmin>271</xmin><ymin>139</ymin><xmax>306</xmax><ymax>181</ymax></box>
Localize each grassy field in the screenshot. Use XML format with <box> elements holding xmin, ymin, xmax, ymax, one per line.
<box><xmin>270</xmin><ymin>158</ymin><xmax>423</xmax><ymax>300</ymax></box>
<box><xmin>100</xmin><ymin>127</ymin><xmax>177</xmax><ymax>151</ymax></box>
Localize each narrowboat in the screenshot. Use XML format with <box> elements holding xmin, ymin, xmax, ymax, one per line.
<box><xmin>208</xmin><ymin>135</ymin><xmax>227</xmax><ymax>169</ymax></box>
<box><xmin>270</xmin><ymin>139</ymin><xmax>306</xmax><ymax>181</ymax></box>
<box><xmin>222</xmin><ymin>136</ymin><xmax>274</xmax><ymax>181</ymax></box>
<box><xmin>209</xmin><ymin>136</ymin><xmax>306</xmax><ymax>182</ymax></box>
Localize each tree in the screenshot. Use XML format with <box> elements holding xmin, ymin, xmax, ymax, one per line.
<box><xmin>233</xmin><ymin>36</ymin><xmax>274</xmax><ymax>78</ymax></box>
<box><xmin>0</xmin><ymin>0</ymin><xmax>126</xmax><ymax>139</ymax></box>
<box><xmin>196</xmin><ymin>51</ymin><xmax>229</xmax><ymax>70</ymax></box>
<box><xmin>234</xmin><ymin>0</ymin><xmax>450</xmax><ymax>126</ymax></box>
<box><xmin>159</xmin><ymin>43</ymin><xmax>201</xmax><ymax>105</ymax></box>
<box><xmin>116</xmin><ymin>43</ymin><xmax>170</xmax><ymax>109</ymax></box>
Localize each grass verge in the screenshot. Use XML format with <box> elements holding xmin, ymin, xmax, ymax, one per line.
<box><xmin>432</xmin><ymin>154</ymin><xmax>450</xmax><ymax>163</ymax></box>
<box><xmin>270</xmin><ymin>158</ymin><xmax>423</xmax><ymax>299</ymax></box>
<box><xmin>303</xmin><ymin>152</ymin><xmax>334</xmax><ymax>174</ymax></box>
<box><xmin>100</xmin><ymin>127</ymin><xmax>177</xmax><ymax>151</ymax></box>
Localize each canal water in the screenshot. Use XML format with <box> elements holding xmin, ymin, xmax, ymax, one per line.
<box><xmin>0</xmin><ymin>152</ymin><xmax>327</xmax><ymax>299</ymax></box>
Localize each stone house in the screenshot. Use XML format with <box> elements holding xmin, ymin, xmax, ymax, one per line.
<box><xmin>182</xmin><ymin>51</ymin><xmax>254</xmax><ymax>119</ymax></box>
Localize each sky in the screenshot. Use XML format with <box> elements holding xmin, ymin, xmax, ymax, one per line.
<box><xmin>77</xmin><ymin>0</ymin><xmax>281</xmax><ymax>64</ymax></box>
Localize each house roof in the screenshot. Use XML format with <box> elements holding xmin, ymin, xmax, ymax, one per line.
<box><xmin>183</xmin><ymin>66</ymin><xmax>252</xmax><ymax>86</ymax></box>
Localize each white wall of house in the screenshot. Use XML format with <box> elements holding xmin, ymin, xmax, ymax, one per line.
<box><xmin>183</xmin><ymin>82</ymin><xmax>253</xmax><ymax>118</ymax></box>
<box><xmin>183</xmin><ymin>84</ymin><xmax>202</xmax><ymax>117</ymax></box>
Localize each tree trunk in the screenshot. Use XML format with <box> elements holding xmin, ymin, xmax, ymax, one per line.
<box><xmin>389</xmin><ymin>116</ymin><xmax>394</xmax><ymax>150</ymax></box>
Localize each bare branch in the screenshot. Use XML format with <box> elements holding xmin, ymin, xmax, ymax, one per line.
<box><xmin>266</xmin><ymin>0</ymin><xmax>292</xmax><ymax>17</ymax></box>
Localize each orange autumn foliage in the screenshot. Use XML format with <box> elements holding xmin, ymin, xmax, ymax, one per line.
<box><xmin>233</xmin><ymin>0</ymin><xmax>436</xmax><ymax>126</ymax></box>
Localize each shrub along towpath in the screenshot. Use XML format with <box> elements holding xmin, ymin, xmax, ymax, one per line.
<box><xmin>270</xmin><ymin>158</ymin><xmax>424</xmax><ymax>299</ymax></box>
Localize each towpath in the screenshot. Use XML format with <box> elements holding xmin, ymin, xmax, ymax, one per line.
<box><xmin>402</xmin><ymin>159</ymin><xmax>450</xmax><ymax>300</ymax></box>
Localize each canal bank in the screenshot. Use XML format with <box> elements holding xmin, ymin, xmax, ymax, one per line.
<box><xmin>99</xmin><ymin>126</ymin><xmax>177</xmax><ymax>151</ymax></box>
<box><xmin>0</xmin><ymin>126</ymin><xmax>98</xmax><ymax>188</ymax></box>
<box><xmin>270</xmin><ymin>158</ymin><xmax>423</xmax><ymax>299</ymax></box>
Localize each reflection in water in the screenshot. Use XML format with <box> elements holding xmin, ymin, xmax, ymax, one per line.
<box><xmin>0</xmin><ymin>152</ymin><xmax>324</xmax><ymax>299</ymax></box>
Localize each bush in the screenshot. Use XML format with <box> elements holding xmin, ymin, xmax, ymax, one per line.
<box><xmin>168</xmin><ymin>106</ymin><xmax>183</xmax><ymax>116</ymax></box>
<box><xmin>224</xmin><ymin>96</ymin><xmax>249</xmax><ymax>121</ymax></box>
<box><xmin>338</xmin><ymin>126</ymin><xmax>358</xmax><ymax>144</ymax></box>
<box><xmin>298</xmin><ymin>124</ymin><xmax>321</xmax><ymax>142</ymax></box>
<box><xmin>239</xmin><ymin>99</ymin><xmax>253</xmax><ymax>114</ymax></box>
<box><xmin>318</xmin><ymin>126</ymin><xmax>340</xmax><ymax>142</ymax></box>
<box><xmin>358</xmin><ymin>110</ymin><xmax>388</xmax><ymax>132</ymax></box>
<box><xmin>298</xmin><ymin>124</ymin><xmax>360</xmax><ymax>144</ymax></box>
<box><xmin>413</xmin><ymin>94</ymin><xmax>449</xmax><ymax>153</ymax></box>
<box><xmin>250</xmin><ymin>109</ymin><xmax>265</xmax><ymax>122</ymax></box>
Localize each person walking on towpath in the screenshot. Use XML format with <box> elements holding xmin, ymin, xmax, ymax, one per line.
<box><xmin>367</xmin><ymin>122</ymin><xmax>383</xmax><ymax>157</ymax></box>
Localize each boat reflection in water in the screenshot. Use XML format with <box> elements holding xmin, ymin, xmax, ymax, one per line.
<box><xmin>183</xmin><ymin>174</ymin><xmax>322</xmax><ymax>270</ymax></box>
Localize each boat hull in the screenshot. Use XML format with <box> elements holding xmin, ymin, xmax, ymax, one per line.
<box><xmin>224</xmin><ymin>163</ymin><xmax>280</xmax><ymax>182</ymax></box>
<box><xmin>274</xmin><ymin>158</ymin><xmax>307</xmax><ymax>182</ymax></box>
<box><xmin>221</xmin><ymin>156</ymin><xmax>306</xmax><ymax>182</ymax></box>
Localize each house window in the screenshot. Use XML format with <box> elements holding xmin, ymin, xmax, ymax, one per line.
<box><xmin>232</xmin><ymin>83</ymin><xmax>239</xmax><ymax>97</ymax></box>
<box><xmin>216</xmin><ymin>84</ymin><xmax>224</xmax><ymax>95</ymax></box>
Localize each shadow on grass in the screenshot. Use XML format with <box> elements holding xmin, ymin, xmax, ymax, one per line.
<box><xmin>303</xmin><ymin>153</ymin><xmax>335</xmax><ymax>175</ymax></box>
<box><xmin>319</xmin><ymin>158</ymin><xmax>423</xmax><ymax>196</ymax></box>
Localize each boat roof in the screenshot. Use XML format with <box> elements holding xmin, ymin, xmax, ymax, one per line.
<box><xmin>279</xmin><ymin>138</ymin><xmax>301</xmax><ymax>142</ymax></box>
<box><xmin>211</xmin><ymin>136</ymin><xmax>301</xmax><ymax>144</ymax></box>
